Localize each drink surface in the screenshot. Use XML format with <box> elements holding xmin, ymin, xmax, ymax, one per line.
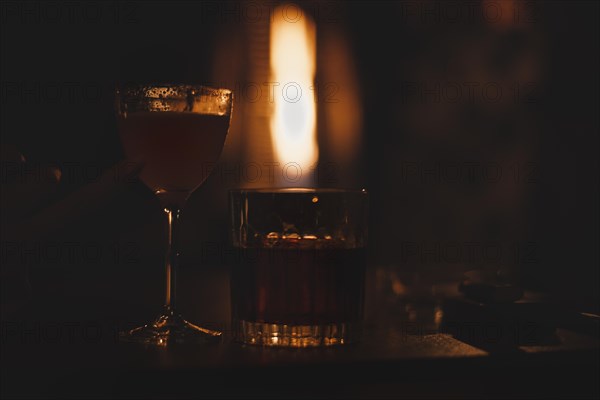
<box><xmin>231</xmin><ymin>239</ymin><xmax>366</xmax><ymax>326</ymax></box>
<box><xmin>118</xmin><ymin>111</ymin><xmax>229</xmax><ymax>197</ymax></box>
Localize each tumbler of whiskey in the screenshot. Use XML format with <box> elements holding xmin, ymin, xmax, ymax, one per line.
<box><xmin>229</xmin><ymin>189</ymin><xmax>368</xmax><ymax>347</ymax></box>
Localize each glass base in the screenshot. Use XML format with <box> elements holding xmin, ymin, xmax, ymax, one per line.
<box><xmin>120</xmin><ymin>307</ymin><xmax>222</xmax><ymax>346</ymax></box>
<box><xmin>233</xmin><ymin>319</ymin><xmax>361</xmax><ymax>347</ymax></box>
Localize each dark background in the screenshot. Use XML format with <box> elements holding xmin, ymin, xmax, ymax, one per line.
<box><xmin>1</xmin><ymin>1</ymin><xmax>599</xmax><ymax>398</ymax></box>
<box><xmin>0</xmin><ymin>0</ymin><xmax>598</xmax><ymax>341</ymax></box>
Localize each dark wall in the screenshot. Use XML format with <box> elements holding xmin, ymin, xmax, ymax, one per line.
<box><xmin>1</xmin><ymin>1</ymin><xmax>598</xmax><ymax>315</ymax></box>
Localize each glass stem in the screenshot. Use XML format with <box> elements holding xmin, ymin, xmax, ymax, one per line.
<box><xmin>164</xmin><ymin>206</ymin><xmax>181</xmax><ymax>313</ymax></box>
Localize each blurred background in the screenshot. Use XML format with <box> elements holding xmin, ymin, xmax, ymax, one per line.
<box><xmin>1</xmin><ymin>0</ymin><xmax>598</xmax><ymax>324</ymax></box>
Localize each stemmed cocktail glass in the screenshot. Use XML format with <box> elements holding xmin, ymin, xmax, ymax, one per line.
<box><xmin>116</xmin><ymin>84</ymin><xmax>232</xmax><ymax>345</ymax></box>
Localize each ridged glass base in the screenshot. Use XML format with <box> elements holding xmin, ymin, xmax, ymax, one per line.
<box><xmin>233</xmin><ymin>319</ymin><xmax>361</xmax><ymax>347</ymax></box>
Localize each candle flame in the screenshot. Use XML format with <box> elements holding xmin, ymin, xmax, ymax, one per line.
<box><xmin>270</xmin><ymin>4</ymin><xmax>318</xmax><ymax>185</ymax></box>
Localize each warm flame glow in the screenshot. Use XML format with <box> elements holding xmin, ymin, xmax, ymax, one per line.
<box><xmin>270</xmin><ymin>4</ymin><xmax>318</xmax><ymax>185</ymax></box>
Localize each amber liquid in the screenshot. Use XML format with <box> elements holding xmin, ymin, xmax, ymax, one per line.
<box><xmin>118</xmin><ymin>112</ymin><xmax>229</xmax><ymax>205</ymax></box>
<box><xmin>231</xmin><ymin>245</ymin><xmax>366</xmax><ymax>326</ymax></box>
